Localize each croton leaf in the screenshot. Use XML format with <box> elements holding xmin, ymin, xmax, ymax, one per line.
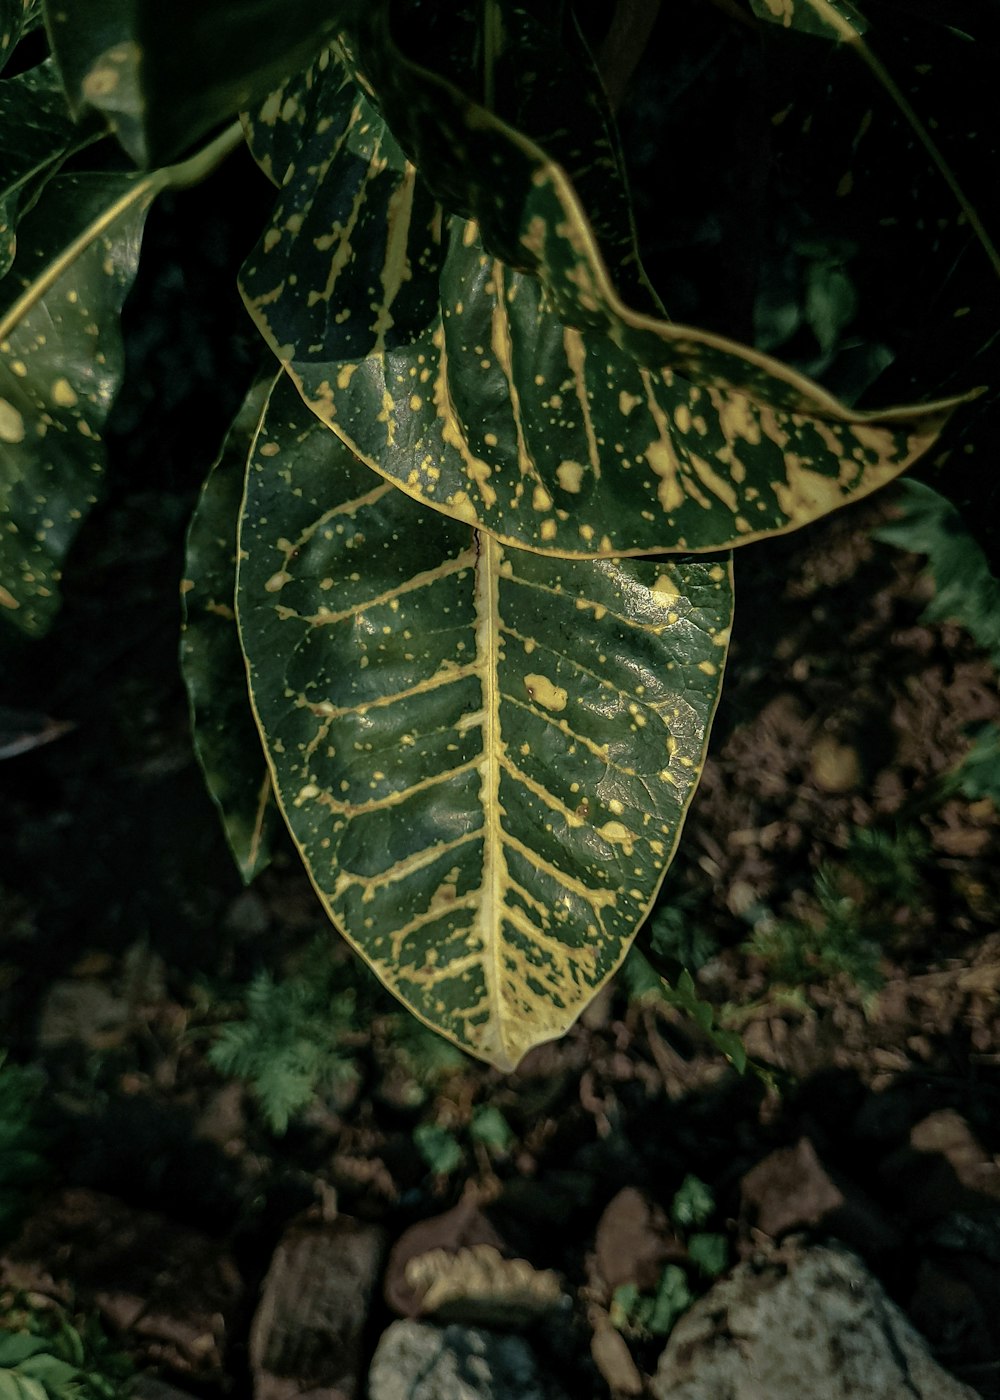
<box><xmin>0</xmin><ymin>171</ymin><xmax>155</xmax><ymax>633</ymax></box>
<box><xmin>0</xmin><ymin>122</ymin><xmax>244</xmax><ymax>634</ymax></box>
<box><xmin>0</xmin><ymin>60</ymin><xmax>102</xmax><ymax>279</ymax></box>
<box><xmin>181</xmin><ymin>374</ymin><xmax>278</xmax><ymax>883</ymax></box>
<box><xmin>42</xmin><ymin>0</ymin><xmax>355</xmax><ymax>167</ymax></box>
<box><xmin>242</xmin><ymin>50</ymin><xmax>968</xmax><ymax>559</ymax></box>
<box><xmin>237</xmin><ymin>376</ymin><xmax>732</xmax><ymax>1069</ymax></box>
<box><xmin>0</xmin><ymin>0</ymin><xmax>40</xmax><ymax>72</ymax></box>
<box><xmin>344</xmin><ymin>5</ymin><xmax>661</xmax><ymax>309</ymax></box>
<box><xmin>749</xmin><ymin>0</ymin><xmax>867</xmax><ymax>38</ymax></box>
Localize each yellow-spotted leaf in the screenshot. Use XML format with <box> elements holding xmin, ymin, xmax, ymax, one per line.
<box><xmin>42</xmin><ymin>0</ymin><xmax>351</xmax><ymax>166</ymax></box>
<box><xmin>241</xmin><ymin>54</ymin><xmax>968</xmax><ymax>559</ymax></box>
<box><xmin>342</xmin><ymin>8</ymin><xmax>661</xmax><ymax>310</ymax></box>
<box><xmin>749</xmin><ymin>0</ymin><xmax>867</xmax><ymax>39</ymax></box>
<box><xmin>0</xmin><ymin>0</ymin><xmax>39</xmax><ymax>72</ymax></box>
<box><xmin>240</xmin><ymin>48</ymin><xmax>445</xmax><ymax>363</ymax></box>
<box><xmin>0</xmin><ymin>171</ymin><xmax>156</xmax><ymax>633</ymax></box>
<box><xmin>0</xmin><ymin>123</ymin><xmax>244</xmax><ymax>633</ymax></box>
<box><xmin>237</xmin><ymin>376</ymin><xmax>733</xmax><ymax>1069</ymax></box>
<box><xmin>181</xmin><ymin>375</ymin><xmax>278</xmax><ymax>883</ymax></box>
<box><xmin>0</xmin><ymin>60</ymin><xmax>102</xmax><ymax>279</ymax></box>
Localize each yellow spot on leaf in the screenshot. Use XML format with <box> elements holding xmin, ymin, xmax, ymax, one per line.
<box><xmin>524</xmin><ymin>673</ymin><xmax>567</xmax><ymax>712</ymax></box>
<box><xmin>652</xmin><ymin>574</ymin><xmax>681</xmax><ymax>602</ymax></box>
<box><xmin>556</xmin><ymin>461</ymin><xmax>584</xmax><ymax>493</ymax></box>
<box><xmin>51</xmin><ymin>378</ymin><xmax>78</xmax><ymax>408</ymax></box>
<box><xmin>0</xmin><ymin>399</ymin><xmax>25</xmax><ymax>443</ymax></box>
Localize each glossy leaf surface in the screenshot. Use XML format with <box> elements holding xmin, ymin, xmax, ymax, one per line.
<box><xmin>0</xmin><ymin>172</ymin><xmax>154</xmax><ymax>632</ymax></box>
<box><xmin>749</xmin><ymin>0</ymin><xmax>867</xmax><ymax>39</ymax></box>
<box><xmin>181</xmin><ymin>375</ymin><xmax>278</xmax><ymax>883</ymax></box>
<box><xmin>0</xmin><ymin>60</ymin><xmax>101</xmax><ymax>279</ymax></box>
<box><xmin>237</xmin><ymin>377</ymin><xmax>732</xmax><ymax>1068</ymax></box>
<box><xmin>0</xmin><ymin>0</ymin><xmax>39</xmax><ymax>72</ymax></box>
<box><xmin>43</xmin><ymin>0</ymin><xmax>353</xmax><ymax>165</ymax></box>
<box><xmin>242</xmin><ymin>52</ymin><xmax>964</xmax><ymax>560</ymax></box>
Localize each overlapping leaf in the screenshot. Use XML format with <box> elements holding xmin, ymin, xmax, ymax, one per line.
<box><xmin>181</xmin><ymin>375</ymin><xmax>278</xmax><ymax>883</ymax></box>
<box><xmin>0</xmin><ymin>60</ymin><xmax>102</xmax><ymax>279</ymax></box>
<box><xmin>43</xmin><ymin>0</ymin><xmax>355</xmax><ymax>166</ymax></box>
<box><xmin>0</xmin><ymin>0</ymin><xmax>39</xmax><ymax>72</ymax></box>
<box><xmin>241</xmin><ymin>51</ymin><xmax>966</xmax><ymax>559</ymax></box>
<box><xmin>344</xmin><ymin>6</ymin><xmax>660</xmax><ymax>308</ymax></box>
<box><xmin>749</xmin><ymin>0</ymin><xmax>867</xmax><ymax>39</ymax></box>
<box><xmin>0</xmin><ymin>172</ymin><xmax>155</xmax><ymax>632</ymax></box>
<box><xmin>237</xmin><ymin>376</ymin><xmax>732</xmax><ymax>1068</ymax></box>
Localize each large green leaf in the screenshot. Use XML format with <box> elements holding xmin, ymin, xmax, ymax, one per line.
<box><xmin>237</xmin><ymin>376</ymin><xmax>732</xmax><ymax>1068</ymax></box>
<box><xmin>0</xmin><ymin>60</ymin><xmax>102</xmax><ymax>279</ymax></box>
<box><xmin>42</xmin><ymin>0</ymin><xmax>355</xmax><ymax>166</ymax></box>
<box><xmin>0</xmin><ymin>171</ymin><xmax>156</xmax><ymax>633</ymax></box>
<box><xmin>241</xmin><ymin>51</ymin><xmax>966</xmax><ymax>559</ymax></box>
<box><xmin>0</xmin><ymin>122</ymin><xmax>243</xmax><ymax>634</ymax></box>
<box><xmin>181</xmin><ymin>375</ymin><xmax>278</xmax><ymax>883</ymax></box>
<box><xmin>749</xmin><ymin>0</ymin><xmax>867</xmax><ymax>38</ymax></box>
<box><xmin>343</xmin><ymin>7</ymin><xmax>661</xmax><ymax>309</ymax></box>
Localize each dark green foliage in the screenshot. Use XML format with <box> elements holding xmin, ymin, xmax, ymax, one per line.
<box><xmin>611</xmin><ymin>1175</ymin><xmax>731</xmax><ymax>1340</ymax></box>
<box><xmin>645</xmin><ymin>887</ymin><xmax>718</xmax><ymax>974</ymax></box>
<box><xmin>950</xmin><ymin>725</ymin><xmax>1000</xmax><ymax>806</ymax></box>
<box><xmin>875</xmin><ymin>479</ymin><xmax>1000</xmax><ymax>666</ymax></box>
<box><xmin>207</xmin><ymin>942</ymin><xmax>469</xmax><ymax>1133</ymax></box>
<box><xmin>743</xmin><ymin>865</ymin><xmax>883</xmax><ymax>994</ymax></box>
<box><xmin>412</xmin><ymin>1123</ymin><xmax>463</xmax><ymax>1176</ymax></box>
<box><xmin>610</xmin><ymin>1268</ymin><xmax>693</xmax><ymax>1341</ymax></box>
<box><xmin>0</xmin><ymin>1057</ymin><xmax>48</xmax><ymax>1241</ymax></box>
<box><xmin>208</xmin><ymin>966</ymin><xmax>359</xmax><ymax>1133</ymax></box>
<box><xmin>0</xmin><ymin>1301</ymin><xmax>132</xmax><ymax>1400</ymax></box>
<box><xmin>620</xmin><ymin>953</ymin><xmax>748</xmax><ymax>1075</ymax></box>
<box><xmin>670</xmin><ymin>1173</ymin><xmax>715</xmax><ymax>1231</ymax></box>
<box><xmin>844</xmin><ymin>823</ymin><xmax>929</xmax><ymax>908</ymax></box>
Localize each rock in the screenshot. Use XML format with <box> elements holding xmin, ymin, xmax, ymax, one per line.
<box><xmin>0</xmin><ymin>1188</ymin><xmax>241</xmax><ymax>1379</ymax></box>
<box><xmin>649</xmin><ymin>1242</ymin><xmax>978</xmax><ymax>1400</ymax></box>
<box><xmin>879</xmin><ymin>1109</ymin><xmax>1000</xmax><ymax>1225</ymax></box>
<box><xmin>739</xmin><ymin>1137</ymin><xmax>899</xmax><ymax>1255</ymax></box>
<box><xmin>810</xmin><ymin>735</ymin><xmax>862</xmax><ymax>793</ymax></box>
<box><xmin>37</xmin><ymin>980</ymin><xmax>129</xmax><ymax>1050</ymax></box>
<box><xmin>593</xmin><ymin>1187</ymin><xmax>686</xmax><ymax>1294</ymax></box>
<box><xmin>910</xmin><ymin>1110</ymin><xmax>1000</xmax><ymax>1200</ymax></box>
<box><xmin>249</xmin><ymin>1215</ymin><xmax>385</xmax><ymax>1400</ymax></box>
<box><xmin>367</xmin><ymin>1321</ymin><xmax>568</xmax><ymax>1400</ymax></box>
<box><xmin>590</xmin><ymin>1321</ymin><xmax>643</xmax><ymax>1397</ymax></box>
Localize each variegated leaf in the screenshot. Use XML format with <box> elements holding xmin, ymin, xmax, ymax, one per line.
<box><xmin>181</xmin><ymin>374</ymin><xmax>278</xmax><ymax>883</ymax></box>
<box><xmin>749</xmin><ymin>0</ymin><xmax>868</xmax><ymax>39</ymax></box>
<box><xmin>241</xmin><ymin>52</ymin><xmax>966</xmax><ymax>559</ymax></box>
<box><xmin>42</xmin><ymin>0</ymin><xmax>352</xmax><ymax>165</ymax></box>
<box><xmin>0</xmin><ymin>0</ymin><xmax>39</xmax><ymax>72</ymax></box>
<box><xmin>237</xmin><ymin>376</ymin><xmax>732</xmax><ymax>1069</ymax></box>
<box><xmin>0</xmin><ymin>172</ymin><xmax>156</xmax><ymax>633</ymax></box>
<box><xmin>0</xmin><ymin>60</ymin><xmax>102</xmax><ymax>279</ymax></box>
<box><xmin>0</xmin><ymin>123</ymin><xmax>243</xmax><ymax>633</ymax></box>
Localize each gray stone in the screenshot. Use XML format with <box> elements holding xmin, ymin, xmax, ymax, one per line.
<box><xmin>367</xmin><ymin>1321</ymin><xmax>566</xmax><ymax>1400</ymax></box>
<box><xmin>650</xmin><ymin>1241</ymin><xmax>978</xmax><ymax>1400</ymax></box>
<box><xmin>250</xmin><ymin>1215</ymin><xmax>385</xmax><ymax>1400</ymax></box>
